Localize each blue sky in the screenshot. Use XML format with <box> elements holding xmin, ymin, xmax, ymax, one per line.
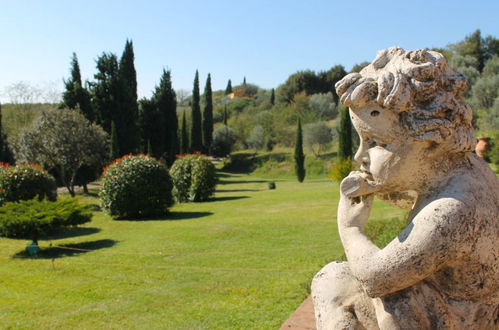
<box><xmin>1</xmin><ymin>0</ymin><xmax>498</xmax><ymax>102</ymax></box>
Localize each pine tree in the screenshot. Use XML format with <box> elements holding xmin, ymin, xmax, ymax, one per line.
<box><xmin>91</xmin><ymin>53</ymin><xmax>120</xmax><ymax>133</ymax></box>
<box><xmin>62</xmin><ymin>53</ymin><xmax>93</xmax><ymax>121</ymax></box>
<box><xmin>225</xmin><ymin>79</ymin><xmax>233</xmax><ymax>95</ymax></box>
<box><xmin>180</xmin><ymin>111</ymin><xmax>189</xmax><ymax>154</ymax></box>
<box><xmin>270</xmin><ymin>88</ymin><xmax>275</xmax><ymax>106</ymax></box>
<box><xmin>202</xmin><ymin>73</ymin><xmax>213</xmax><ymax>154</ymax></box>
<box><xmin>110</xmin><ymin>121</ymin><xmax>120</xmax><ymax>160</ymax></box>
<box><xmin>190</xmin><ymin>70</ymin><xmax>203</xmax><ymax>152</ymax></box>
<box><xmin>294</xmin><ymin>119</ymin><xmax>306</xmax><ymax>182</ymax></box>
<box><xmin>337</xmin><ymin>105</ymin><xmax>353</xmax><ymax>160</ymax></box>
<box><xmin>118</xmin><ymin>39</ymin><xmax>140</xmax><ymax>154</ymax></box>
<box><xmin>153</xmin><ymin>69</ymin><xmax>178</xmax><ymax>165</ymax></box>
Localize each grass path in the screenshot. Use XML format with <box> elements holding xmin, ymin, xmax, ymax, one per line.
<box><xmin>0</xmin><ymin>172</ymin><xmax>405</xmax><ymax>329</ymax></box>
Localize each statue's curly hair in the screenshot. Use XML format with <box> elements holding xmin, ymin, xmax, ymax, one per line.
<box><xmin>335</xmin><ymin>47</ymin><xmax>476</xmax><ymax>153</ymax></box>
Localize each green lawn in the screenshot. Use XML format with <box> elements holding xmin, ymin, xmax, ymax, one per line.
<box><xmin>0</xmin><ymin>172</ymin><xmax>405</xmax><ymax>329</ymax></box>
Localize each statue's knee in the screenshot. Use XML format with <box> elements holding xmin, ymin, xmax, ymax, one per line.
<box><xmin>312</xmin><ymin>261</ymin><xmax>357</xmax><ymax>306</ymax></box>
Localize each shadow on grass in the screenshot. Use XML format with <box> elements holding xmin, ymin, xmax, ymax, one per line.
<box><xmin>44</xmin><ymin>227</ymin><xmax>101</xmax><ymax>240</ymax></box>
<box><xmin>116</xmin><ymin>211</ymin><xmax>214</xmax><ymax>222</ymax></box>
<box><xmin>219</xmin><ymin>180</ymin><xmax>268</xmax><ymax>185</ymax></box>
<box><xmin>215</xmin><ymin>189</ymin><xmax>259</xmax><ymax>193</ymax></box>
<box><xmin>210</xmin><ymin>196</ymin><xmax>249</xmax><ymax>202</ymax></box>
<box><xmin>13</xmin><ymin>239</ymin><xmax>117</xmax><ymax>259</ymax></box>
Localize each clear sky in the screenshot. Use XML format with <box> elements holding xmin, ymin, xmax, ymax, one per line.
<box><xmin>1</xmin><ymin>0</ymin><xmax>498</xmax><ymax>103</ymax></box>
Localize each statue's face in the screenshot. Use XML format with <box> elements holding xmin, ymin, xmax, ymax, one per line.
<box><xmin>350</xmin><ymin>105</ymin><xmax>426</xmax><ymax>193</ymax></box>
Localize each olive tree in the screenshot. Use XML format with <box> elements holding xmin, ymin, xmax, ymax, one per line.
<box><xmin>14</xmin><ymin>109</ymin><xmax>109</xmax><ymax>196</ymax></box>
<box><xmin>304</xmin><ymin>121</ymin><xmax>333</xmax><ymax>157</ymax></box>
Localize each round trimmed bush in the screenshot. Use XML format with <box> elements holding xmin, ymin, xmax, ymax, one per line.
<box><xmin>170</xmin><ymin>154</ymin><xmax>217</xmax><ymax>202</ymax></box>
<box><xmin>100</xmin><ymin>154</ymin><xmax>174</xmax><ymax>219</ymax></box>
<box><xmin>0</xmin><ymin>163</ymin><xmax>57</xmax><ymax>204</ymax></box>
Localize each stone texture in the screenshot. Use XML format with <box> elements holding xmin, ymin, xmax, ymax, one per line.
<box><xmin>311</xmin><ymin>47</ymin><xmax>499</xmax><ymax>329</ymax></box>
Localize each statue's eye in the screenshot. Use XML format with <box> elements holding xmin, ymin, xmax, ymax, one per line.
<box><xmin>370</xmin><ymin>110</ymin><xmax>380</xmax><ymax>117</ymax></box>
<box><xmin>368</xmin><ymin>139</ymin><xmax>377</xmax><ymax>148</ymax></box>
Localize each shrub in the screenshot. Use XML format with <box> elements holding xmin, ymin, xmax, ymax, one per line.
<box><xmin>330</xmin><ymin>158</ymin><xmax>352</xmax><ymax>182</ymax></box>
<box><xmin>211</xmin><ymin>125</ymin><xmax>236</xmax><ymax>157</ymax></box>
<box><xmin>0</xmin><ymin>198</ymin><xmax>91</xmax><ymax>244</ymax></box>
<box><xmin>170</xmin><ymin>154</ymin><xmax>217</xmax><ymax>202</ymax></box>
<box><xmin>0</xmin><ymin>163</ymin><xmax>57</xmax><ymax>204</ymax></box>
<box><xmin>100</xmin><ymin>154</ymin><xmax>174</xmax><ymax>219</ymax></box>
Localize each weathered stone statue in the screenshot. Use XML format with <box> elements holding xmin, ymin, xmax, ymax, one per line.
<box><xmin>311</xmin><ymin>47</ymin><xmax>499</xmax><ymax>329</ymax></box>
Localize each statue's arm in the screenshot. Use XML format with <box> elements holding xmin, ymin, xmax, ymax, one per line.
<box><xmin>339</xmin><ymin>196</ymin><xmax>465</xmax><ymax>298</ymax></box>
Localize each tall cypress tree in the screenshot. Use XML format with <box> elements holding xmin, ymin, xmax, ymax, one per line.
<box><xmin>0</xmin><ymin>103</ymin><xmax>13</xmax><ymax>163</ymax></box>
<box><xmin>337</xmin><ymin>105</ymin><xmax>353</xmax><ymax>160</ymax></box>
<box><xmin>225</xmin><ymin>79</ymin><xmax>232</xmax><ymax>95</ymax></box>
<box><xmin>180</xmin><ymin>111</ymin><xmax>189</xmax><ymax>154</ymax></box>
<box><xmin>202</xmin><ymin>73</ymin><xmax>213</xmax><ymax>154</ymax></box>
<box><xmin>223</xmin><ymin>106</ymin><xmax>228</xmax><ymax>126</ymax></box>
<box><xmin>153</xmin><ymin>69</ymin><xmax>178</xmax><ymax>165</ymax></box>
<box><xmin>110</xmin><ymin>121</ymin><xmax>120</xmax><ymax>160</ymax></box>
<box><xmin>294</xmin><ymin>119</ymin><xmax>305</xmax><ymax>182</ymax></box>
<box><xmin>62</xmin><ymin>53</ymin><xmax>93</xmax><ymax>121</ymax></box>
<box><xmin>270</xmin><ymin>88</ymin><xmax>275</xmax><ymax>106</ymax></box>
<box><xmin>139</xmin><ymin>98</ymin><xmax>163</xmax><ymax>158</ymax></box>
<box><xmin>118</xmin><ymin>39</ymin><xmax>140</xmax><ymax>154</ymax></box>
<box><xmin>190</xmin><ymin>70</ymin><xmax>203</xmax><ymax>152</ymax></box>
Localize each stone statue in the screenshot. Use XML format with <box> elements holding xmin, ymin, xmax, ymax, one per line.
<box><xmin>311</xmin><ymin>47</ymin><xmax>499</xmax><ymax>329</ymax></box>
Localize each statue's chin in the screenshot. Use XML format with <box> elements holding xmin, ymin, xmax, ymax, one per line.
<box><xmin>375</xmin><ymin>190</ymin><xmax>417</xmax><ymax>211</ymax></box>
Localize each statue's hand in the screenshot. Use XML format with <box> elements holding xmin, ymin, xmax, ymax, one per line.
<box><xmin>338</xmin><ymin>172</ymin><xmax>376</xmax><ymax>230</ymax></box>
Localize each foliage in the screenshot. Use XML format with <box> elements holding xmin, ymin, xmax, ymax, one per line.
<box><xmin>203</xmin><ymin>74</ymin><xmax>214</xmax><ymax>153</ymax></box>
<box><xmin>0</xmin><ymin>163</ymin><xmax>56</xmax><ymax>204</ymax></box>
<box><xmin>0</xmin><ymin>104</ymin><xmax>13</xmax><ymax>164</ymax></box>
<box><xmin>190</xmin><ymin>70</ymin><xmax>203</xmax><ymax>152</ymax></box>
<box><xmin>247</xmin><ymin>125</ymin><xmax>265</xmax><ymax>150</ymax></box>
<box><xmin>100</xmin><ymin>154</ymin><xmax>174</xmax><ymax>219</ymax></box>
<box><xmin>170</xmin><ymin>154</ymin><xmax>217</xmax><ymax>202</ymax></box>
<box><xmin>152</xmin><ymin>69</ymin><xmax>178</xmax><ymax>165</ymax></box>
<box><xmin>489</xmin><ymin>133</ymin><xmax>499</xmax><ymax>166</ymax></box>
<box><xmin>90</xmin><ymin>52</ymin><xmax>121</xmax><ymax>133</ymax></box>
<box><xmin>180</xmin><ymin>111</ymin><xmax>189</xmax><ymax>154</ymax></box>
<box><xmin>14</xmin><ymin>109</ymin><xmax>109</xmax><ymax>196</ymax></box>
<box><xmin>330</xmin><ymin>157</ymin><xmax>352</xmax><ymax>182</ymax></box>
<box><xmin>270</xmin><ymin>88</ymin><xmax>275</xmax><ymax>106</ymax></box>
<box><xmin>472</xmin><ymin>75</ymin><xmax>499</xmax><ymax>109</ymax></box>
<box><xmin>117</xmin><ymin>39</ymin><xmax>140</xmax><ymax>155</ymax></box>
<box><xmin>308</xmin><ymin>92</ymin><xmax>337</xmax><ymax>120</ymax></box>
<box><xmin>110</xmin><ymin>121</ymin><xmax>120</xmax><ymax>160</ymax></box>
<box><xmin>211</xmin><ymin>125</ymin><xmax>236</xmax><ymax>157</ymax></box>
<box><xmin>350</xmin><ymin>62</ymin><xmax>370</xmax><ymax>73</ymax></box>
<box><xmin>294</xmin><ymin>119</ymin><xmax>305</xmax><ymax>182</ymax></box>
<box><xmin>304</xmin><ymin>121</ymin><xmax>333</xmax><ymax>156</ymax></box>
<box><xmin>61</xmin><ymin>52</ymin><xmax>94</xmax><ymax>121</ymax></box>
<box><xmin>0</xmin><ymin>197</ymin><xmax>91</xmax><ymax>243</ymax></box>
<box><xmin>225</xmin><ymin>79</ymin><xmax>232</xmax><ymax>95</ymax></box>
<box><xmin>337</xmin><ymin>105</ymin><xmax>353</xmax><ymax>160</ymax></box>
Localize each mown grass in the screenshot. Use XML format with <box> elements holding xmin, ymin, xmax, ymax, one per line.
<box><xmin>0</xmin><ymin>171</ymin><xmax>405</xmax><ymax>329</ymax></box>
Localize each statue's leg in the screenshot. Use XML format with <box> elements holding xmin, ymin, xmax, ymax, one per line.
<box><xmin>311</xmin><ymin>261</ymin><xmax>379</xmax><ymax>330</ymax></box>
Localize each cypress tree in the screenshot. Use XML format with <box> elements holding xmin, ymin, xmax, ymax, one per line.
<box><xmin>190</xmin><ymin>70</ymin><xmax>203</xmax><ymax>152</ymax></box>
<box><xmin>225</xmin><ymin>79</ymin><xmax>232</xmax><ymax>95</ymax></box>
<box><xmin>180</xmin><ymin>111</ymin><xmax>189</xmax><ymax>154</ymax></box>
<box><xmin>62</xmin><ymin>53</ymin><xmax>93</xmax><ymax>121</ymax></box>
<box><xmin>110</xmin><ymin>121</ymin><xmax>120</xmax><ymax>160</ymax></box>
<box><xmin>337</xmin><ymin>105</ymin><xmax>353</xmax><ymax>160</ymax></box>
<box><xmin>153</xmin><ymin>69</ymin><xmax>178</xmax><ymax>165</ymax></box>
<box><xmin>294</xmin><ymin>119</ymin><xmax>306</xmax><ymax>182</ymax></box>
<box><xmin>243</xmin><ymin>77</ymin><xmax>246</xmax><ymax>85</ymax></box>
<box><xmin>202</xmin><ymin>73</ymin><xmax>213</xmax><ymax>154</ymax></box>
<box><xmin>0</xmin><ymin>103</ymin><xmax>13</xmax><ymax>163</ymax></box>
<box><xmin>139</xmin><ymin>98</ymin><xmax>162</xmax><ymax>158</ymax></box>
<box><xmin>223</xmin><ymin>106</ymin><xmax>228</xmax><ymax>126</ymax></box>
<box><xmin>118</xmin><ymin>39</ymin><xmax>140</xmax><ymax>154</ymax></box>
<box><xmin>147</xmin><ymin>140</ymin><xmax>153</xmax><ymax>156</ymax></box>
<box><xmin>270</xmin><ymin>88</ymin><xmax>275</xmax><ymax>106</ymax></box>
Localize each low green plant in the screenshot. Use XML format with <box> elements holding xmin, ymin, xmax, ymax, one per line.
<box><xmin>330</xmin><ymin>157</ymin><xmax>352</xmax><ymax>182</ymax></box>
<box><xmin>365</xmin><ymin>216</ymin><xmax>407</xmax><ymax>248</ymax></box>
<box><xmin>170</xmin><ymin>154</ymin><xmax>217</xmax><ymax>202</ymax></box>
<box><xmin>0</xmin><ymin>163</ymin><xmax>57</xmax><ymax>204</ymax></box>
<box><xmin>0</xmin><ymin>198</ymin><xmax>91</xmax><ymax>244</ymax></box>
<box><xmin>100</xmin><ymin>154</ymin><xmax>174</xmax><ymax>218</ymax></box>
